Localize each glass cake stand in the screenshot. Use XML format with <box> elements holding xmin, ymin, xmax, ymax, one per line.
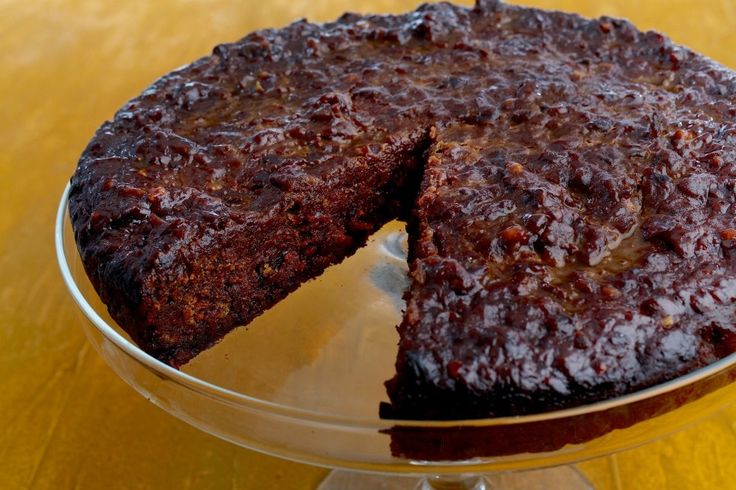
<box><xmin>55</xmin><ymin>185</ymin><xmax>736</xmax><ymax>489</ymax></box>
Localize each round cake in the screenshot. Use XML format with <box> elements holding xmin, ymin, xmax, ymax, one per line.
<box><xmin>70</xmin><ymin>0</ymin><xmax>736</xmax><ymax>420</ymax></box>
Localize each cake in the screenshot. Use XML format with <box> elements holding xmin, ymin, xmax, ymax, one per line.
<box><xmin>70</xmin><ymin>0</ymin><xmax>736</xmax><ymax>419</ymax></box>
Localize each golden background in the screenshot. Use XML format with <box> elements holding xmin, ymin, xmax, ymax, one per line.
<box><xmin>3</xmin><ymin>0</ymin><xmax>736</xmax><ymax>488</ymax></box>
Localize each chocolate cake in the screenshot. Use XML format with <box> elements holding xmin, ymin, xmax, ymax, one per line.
<box><xmin>70</xmin><ymin>0</ymin><xmax>736</xmax><ymax>418</ymax></box>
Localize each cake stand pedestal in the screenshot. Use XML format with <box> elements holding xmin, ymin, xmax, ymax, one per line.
<box><xmin>318</xmin><ymin>465</ymin><xmax>592</xmax><ymax>489</ymax></box>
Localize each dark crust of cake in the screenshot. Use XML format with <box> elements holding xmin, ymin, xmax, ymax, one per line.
<box><xmin>70</xmin><ymin>0</ymin><xmax>736</xmax><ymax>419</ymax></box>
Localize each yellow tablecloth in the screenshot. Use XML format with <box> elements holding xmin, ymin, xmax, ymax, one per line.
<box><xmin>3</xmin><ymin>1</ymin><xmax>736</xmax><ymax>488</ymax></box>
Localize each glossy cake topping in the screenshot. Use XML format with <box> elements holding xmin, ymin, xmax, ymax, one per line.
<box><xmin>70</xmin><ymin>0</ymin><xmax>736</xmax><ymax>419</ymax></box>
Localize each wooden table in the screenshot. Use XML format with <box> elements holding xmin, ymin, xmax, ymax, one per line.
<box><xmin>3</xmin><ymin>1</ymin><xmax>736</xmax><ymax>488</ymax></box>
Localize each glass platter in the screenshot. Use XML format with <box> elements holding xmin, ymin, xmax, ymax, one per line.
<box><xmin>55</xmin><ymin>184</ymin><xmax>736</xmax><ymax>489</ymax></box>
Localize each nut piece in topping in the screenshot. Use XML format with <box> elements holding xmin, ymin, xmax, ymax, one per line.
<box><xmin>601</xmin><ymin>285</ymin><xmax>622</xmax><ymax>300</ymax></box>
<box><xmin>661</xmin><ymin>315</ymin><xmax>675</xmax><ymax>328</ymax></box>
<box><xmin>507</xmin><ymin>161</ymin><xmax>524</xmax><ymax>176</ymax></box>
<box><xmin>499</xmin><ymin>224</ymin><xmax>528</xmax><ymax>247</ymax></box>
